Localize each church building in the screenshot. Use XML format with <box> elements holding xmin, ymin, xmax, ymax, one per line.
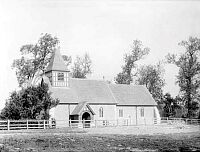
<box><xmin>41</xmin><ymin>49</ymin><xmax>161</xmax><ymax>127</ymax></box>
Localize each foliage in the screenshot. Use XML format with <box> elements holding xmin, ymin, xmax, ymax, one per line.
<box><xmin>199</xmin><ymin>111</ymin><xmax>200</xmax><ymax>119</ymax></box>
<box><xmin>135</xmin><ymin>62</ymin><xmax>165</xmax><ymax>102</ymax></box>
<box><xmin>166</xmin><ymin>37</ymin><xmax>200</xmax><ymax>118</ymax></box>
<box><xmin>62</xmin><ymin>55</ymin><xmax>72</xmax><ymax>67</ymax></box>
<box><xmin>12</xmin><ymin>33</ymin><xmax>59</xmax><ymax>87</ymax></box>
<box><xmin>0</xmin><ymin>83</ymin><xmax>59</xmax><ymax>120</ymax></box>
<box><xmin>162</xmin><ymin>93</ymin><xmax>182</xmax><ymax>117</ymax></box>
<box><xmin>71</xmin><ymin>53</ymin><xmax>92</xmax><ymax>78</ymax></box>
<box><xmin>115</xmin><ymin>40</ymin><xmax>150</xmax><ymax>84</ymax></box>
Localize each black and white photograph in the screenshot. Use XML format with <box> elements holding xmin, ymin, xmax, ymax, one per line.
<box><xmin>0</xmin><ymin>0</ymin><xmax>200</xmax><ymax>151</ymax></box>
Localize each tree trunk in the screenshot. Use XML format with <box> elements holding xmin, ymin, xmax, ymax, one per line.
<box><xmin>187</xmin><ymin>78</ymin><xmax>192</xmax><ymax>118</ymax></box>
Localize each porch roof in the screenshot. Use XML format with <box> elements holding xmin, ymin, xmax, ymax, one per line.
<box><xmin>71</xmin><ymin>101</ymin><xmax>95</xmax><ymax>115</ymax></box>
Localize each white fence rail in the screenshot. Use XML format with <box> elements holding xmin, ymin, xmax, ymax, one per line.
<box><xmin>160</xmin><ymin>117</ymin><xmax>200</xmax><ymax>125</ymax></box>
<box><xmin>0</xmin><ymin>120</ymin><xmax>55</xmax><ymax>130</ymax></box>
<box><xmin>0</xmin><ymin>118</ymin><xmax>199</xmax><ymax>130</ymax></box>
<box><xmin>69</xmin><ymin>119</ymin><xmax>130</xmax><ymax>128</ymax></box>
<box><xmin>0</xmin><ymin>119</ymin><xmax>134</xmax><ymax>130</ymax></box>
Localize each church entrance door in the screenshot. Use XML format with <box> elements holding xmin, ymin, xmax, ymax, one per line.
<box><xmin>82</xmin><ymin>112</ymin><xmax>91</xmax><ymax>128</ymax></box>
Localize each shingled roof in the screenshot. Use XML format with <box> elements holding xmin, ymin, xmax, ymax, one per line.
<box><xmin>50</xmin><ymin>87</ymin><xmax>79</xmax><ymax>103</ymax></box>
<box><xmin>69</xmin><ymin>79</ymin><xmax>117</xmax><ymax>104</ymax></box>
<box><xmin>45</xmin><ymin>49</ymin><xmax>69</xmax><ymax>73</ymax></box>
<box><xmin>109</xmin><ymin>84</ymin><xmax>157</xmax><ymax>106</ymax></box>
<box><xmin>50</xmin><ymin>78</ymin><xmax>157</xmax><ymax>106</ymax></box>
<box><xmin>50</xmin><ymin>78</ymin><xmax>117</xmax><ymax>104</ymax></box>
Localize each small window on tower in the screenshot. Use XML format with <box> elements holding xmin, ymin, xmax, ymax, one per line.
<box><xmin>58</xmin><ymin>72</ymin><xmax>64</xmax><ymax>81</ymax></box>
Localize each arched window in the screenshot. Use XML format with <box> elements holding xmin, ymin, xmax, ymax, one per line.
<box><xmin>140</xmin><ymin>107</ymin><xmax>144</xmax><ymax>117</ymax></box>
<box><xmin>119</xmin><ymin>109</ymin><xmax>123</xmax><ymax>117</ymax></box>
<box><xmin>99</xmin><ymin>107</ymin><xmax>103</xmax><ymax>117</ymax></box>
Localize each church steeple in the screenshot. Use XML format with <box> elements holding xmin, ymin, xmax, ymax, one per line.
<box><xmin>45</xmin><ymin>48</ymin><xmax>70</xmax><ymax>87</ymax></box>
<box><xmin>46</xmin><ymin>48</ymin><xmax>69</xmax><ymax>73</ymax></box>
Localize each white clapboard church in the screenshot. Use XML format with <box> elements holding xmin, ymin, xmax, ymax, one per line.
<box><xmin>36</xmin><ymin>49</ymin><xmax>161</xmax><ymax>127</ymax></box>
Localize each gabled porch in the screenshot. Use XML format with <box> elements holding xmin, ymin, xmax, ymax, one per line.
<box><xmin>70</xmin><ymin>101</ymin><xmax>95</xmax><ymax>128</ymax></box>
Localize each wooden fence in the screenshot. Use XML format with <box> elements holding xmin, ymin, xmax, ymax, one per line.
<box><xmin>160</xmin><ymin>117</ymin><xmax>200</xmax><ymax>125</ymax></box>
<box><xmin>69</xmin><ymin>119</ymin><xmax>130</xmax><ymax>128</ymax></box>
<box><xmin>0</xmin><ymin>119</ymin><xmax>133</xmax><ymax>130</ymax></box>
<box><xmin>0</xmin><ymin>118</ymin><xmax>199</xmax><ymax>130</ymax></box>
<box><xmin>0</xmin><ymin>120</ymin><xmax>55</xmax><ymax>130</ymax></box>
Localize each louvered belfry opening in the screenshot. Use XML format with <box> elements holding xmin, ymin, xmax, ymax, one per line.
<box><xmin>45</xmin><ymin>48</ymin><xmax>70</xmax><ymax>87</ymax></box>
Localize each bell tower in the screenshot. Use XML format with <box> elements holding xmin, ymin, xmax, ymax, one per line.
<box><xmin>45</xmin><ymin>48</ymin><xmax>70</xmax><ymax>87</ymax></box>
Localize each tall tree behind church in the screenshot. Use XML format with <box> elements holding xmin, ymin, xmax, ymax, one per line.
<box><xmin>12</xmin><ymin>33</ymin><xmax>59</xmax><ymax>87</ymax></box>
<box><xmin>166</xmin><ymin>37</ymin><xmax>200</xmax><ymax>118</ymax></box>
<box><xmin>115</xmin><ymin>40</ymin><xmax>150</xmax><ymax>84</ymax></box>
<box><xmin>135</xmin><ymin>62</ymin><xmax>165</xmax><ymax>102</ymax></box>
<box><xmin>72</xmin><ymin>53</ymin><xmax>92</xmax><ymax>78</ymax></box>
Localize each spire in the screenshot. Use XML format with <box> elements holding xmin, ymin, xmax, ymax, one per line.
<box><xmin>45</xmin><ymin>48</ymin><xmax>69</xmax><ymax>73</ymax></box>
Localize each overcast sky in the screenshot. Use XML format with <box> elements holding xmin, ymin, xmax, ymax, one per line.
<box><xmin>0</xmin><ymin>0</ymin><xmax>200</xmax><ymax>109</ymax></box>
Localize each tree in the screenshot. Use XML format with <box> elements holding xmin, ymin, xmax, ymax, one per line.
<box><xmin>0</xmin><ymin>83</ymin><xmax>59</xmax><ymax>120</ymax></box>
<box><xmin>174</xmin><ymin>96</ymin><xmax>187</xmax><ymax>118</ymax></box>
<box><xmin>135</xmin><ymin>62</ymin><xmax>165</xmax><ymax>102</ymax></box>
<box><xmin>115</xmin><ymin>40</ymin><xmax>150</xmax><ymax>84</ymax></box>
<box><xmin>162</xmin><ymin>93</ymin><xmax>183</xmax><ymax>118</ymax></box>
<box><xmin>62</xmin><ymin>55</ymin><xmax>72</xmax><ymax>67</ymax></box>
<box><xmin>162</xmin><ymin>93</ymin><xmax>174</xmax><ymax>117</ymax></box>
<box><xmin>166</xmin><ymin>37</ymin><xmax>200</xmax><ymax>118</ymax></box>
<box><xmin>12</xmin><ymin>33</ymin><xmax>59</xmax><ymax>87</ymax></box>
<box><xmin>0</xmin><ymin>91</ymin><xmax>22</xmax><ymax>120</ymax></box>
<box><xmin>72</xmin><ymin>53</ymin><xmax>92</xmax><ymax>78</ymax></box>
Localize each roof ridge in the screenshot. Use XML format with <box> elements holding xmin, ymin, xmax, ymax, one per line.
<box><xmin>110</xmin><ymin>83</ymin><xmax>145</xmax><ymax>87</ymax></box>
<box><xmin>70</xmin><ymin>78</ymin><xmax>105</xmax><ymax>82</ymax></box>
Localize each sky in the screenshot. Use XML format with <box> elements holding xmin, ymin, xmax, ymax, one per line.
<box><xmin>0</xmin><ymin>0</ymin><xmax>200</xmax><ymax>109</ymax></box>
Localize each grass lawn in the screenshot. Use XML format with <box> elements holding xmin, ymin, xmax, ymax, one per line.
<box><xmin>0</xmin><ymin>125</ymin><xmax>199</xmax><ymax>152</ymax></box>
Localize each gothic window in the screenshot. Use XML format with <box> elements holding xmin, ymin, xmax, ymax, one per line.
<box><xmin>58</xmin><ymin>72</ymin><xmax>64</xmax><ymax>81</ymax></box>
<box><xmin>153</xmin><ymin>109</ymin><xmax>156</xmax><ymax>118</ymax></box>
<box><xmin>119</xmin><ymin>109</ymin><xmax>123</xmax><ymax>117</ymax></box>
<box><xmin>140</xmin><ymin>107</ymin><xmax>144</xmax><ymax>117</ymax></box>
<box><xmin>99</xmin><ymin>107</ymin><xmax>103</xmax><ymax>117</ymax></box>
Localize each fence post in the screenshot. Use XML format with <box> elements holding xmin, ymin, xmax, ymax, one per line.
<box><xmin>69</xmin><ymin>120</ymin><xmax>71</xmax><ymax>128</ymax></box>
<box><xmin>83</xmin><ymin>120</ymin><xmax>85</xmax><ymax>128</ymax></box>
<box><xmin>7</xmin><ymin>120</ymin><xmax>10</xmax><ymax>130</ymax></box>
<box><xmin>44</xmin><ymin>120</ymin><xmax>46</xmax><ymax>129</ymax></box>
<box><xmin>27</xmin><ymin>120</ymin><xmax>29</xmax><ymax>130</ymax></box>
